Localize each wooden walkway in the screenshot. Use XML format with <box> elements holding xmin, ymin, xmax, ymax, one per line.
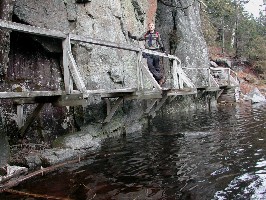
<box><xmin>0</xmin><ymin>20</ymin><xmax>239</xmax><ymax>128</ymax></box>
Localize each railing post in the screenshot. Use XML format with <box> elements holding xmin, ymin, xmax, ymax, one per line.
<box><xmin>228</xmin><ymin>69</ymin><xmax>231</xmax><ymax>86</ymax></box>
<box><xmin>208</xmin><ymin>68</ymin><xmax>211</xmax><ymax>87</ymax></box>
<box><xmin>177</xmin><ymin>62</ymin><xmax>184</xmax><ymax>89</ymax></box>
<box><xmin>172</xmin><ymin>59</ymin><xmax>179</xmax><ymax>89</ymax></box>
<box><xmin>137</xmin><ymin>51</ymin><xmax>143</xmax><ymax>90</ymax></box>
<box><xmin>62</xmin><ymin>35</ymin><xmax>73</xmax><ymax>94</ymax></box>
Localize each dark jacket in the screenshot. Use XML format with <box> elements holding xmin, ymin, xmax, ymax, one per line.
<box><xmin>130</xmin><ymin>30</ymin><xmax>165</xmax><ymax>51</ymax></box>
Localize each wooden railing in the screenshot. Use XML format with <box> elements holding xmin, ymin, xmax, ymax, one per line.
<box><xmin>0</xmin><ymin>20</ymin><xmax>195</xmax><ymax>99</ymax></box>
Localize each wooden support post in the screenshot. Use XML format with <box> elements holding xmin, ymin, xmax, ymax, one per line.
<box><xmin>62</xmin><ymin>37</ymin><xmax>73</xmax><ymax>94</ymax></box>
<box><xmin>207</xmin><ymin>68</ymin><xmax>211</xmax><ymax>87</ymax></box>
<box><xmin>228</xmin><ymin>69</ymin><xmax>231</xmax><ymax>86</ymax></box>
<box><xmin>177</xmin><ymin>63</ymin><xmax>184</xmax><ymax>89</ymax></box>
<box><xmin>104</xmin><ymin>98</ymin><xmax>123</xmax><ymax>123</ymax></box>
<box><xmin>19</xmin><ymin>103</ymin><xmax>45</xmax><ymax>138</ymax></box>
<box><xmin>17</xmin><ymin>105</ymin><xmax>24</xmax><ymax>128</ymax></box>
<box><xmin>145</xmin><ymin>99</ymin><xmax>158</xmax><ymax>114</ymax></box>
<box><xmin>137</xmin><ymin>51</ymin><xmax>143</xmax><ymax>90</ymax></box>
<box><xmin>172</xmin><ymin>60</ymin><xmax>179</xmax><ymax>88</ymax></box>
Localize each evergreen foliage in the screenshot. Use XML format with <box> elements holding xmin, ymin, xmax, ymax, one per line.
<box><xmin>202</xmin><ymin>0</ymin><xmax>266</xmax><ymax>76</ymax></box>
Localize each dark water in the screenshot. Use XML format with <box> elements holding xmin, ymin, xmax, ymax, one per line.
<box><xmin>1</xmin><ymin>103</ymin><xmax>266</xmax><ymax>200</ymax></box>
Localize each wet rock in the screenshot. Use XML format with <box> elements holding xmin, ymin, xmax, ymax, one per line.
<box><xmin>0</xmin><ymin>165</ymin><xmax>28</xmax><ymax>183</ymax></box>
<box><xmin>244</xmin><ymin>87</ymin><xmax>266</xmax><ymax>104</ymax></box>
<box><xmin>157</xmin><ymin>0</ymin><xmax>209</xmax><ymax>86</ymax></box>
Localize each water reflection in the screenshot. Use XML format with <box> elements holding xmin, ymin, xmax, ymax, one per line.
<box><xmin>1</xmin><ymin>103</ymin><xmax>266</xmax><ymax>200</ymax></box>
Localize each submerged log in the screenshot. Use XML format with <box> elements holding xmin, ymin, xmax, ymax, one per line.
<box><xmin>0</xmin><ymin>158</ymin><xmax>81</xmax><ymax>192</ymax></box>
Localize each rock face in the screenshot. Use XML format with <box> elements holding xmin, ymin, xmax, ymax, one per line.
<box><xmin>157</xmin><ymin>0</ymin><xmax>209</xmax><ymax>86</ymax></box>
<box><xmin>0</xmin><ymin>0</ymin><xmax>211</xmax><ymax>166</ymax></box>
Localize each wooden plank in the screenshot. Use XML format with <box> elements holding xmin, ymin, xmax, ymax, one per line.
<box><xmin>0</xmin><ymin>91</ymin><xmax>65</xmax><ymax>98</ymax></box>
<box><xmin>20</xmin><ymin>103</ymin><xmax>45</xmax><ymax>138</ymax></box>
<box><xmin>129</xmin><ymin>90</ymin><xmax>162</xmax><ymax>99</ymax></box>
<box><xmin>13</xmin><ymin>96</ymin><xmax>60</xmax><ymax>104</ymax></box>
<box><xmin>0</xmin><ymin>20</ymin><xmax>66</xmax><ymax>39</ymax></box>
<box><xmin>86</xmin><ymin>88</ymin><xmax>137</xmax><ymax>94</ymax></box>
<box><xmin>205</xmin><ymin>87</ymin><xmax>221</xmax><ymax>92</ymax></box>
<box><xmin>62</xmin><ymin>37</ymin><xmax>72</xmax><ymax>94</ymax></box>
<box><xmin>104</xmin><ymin>98</ymin><xmax>123</xmax><ymax>123</ymax></box>
<box><xmin>166</xmin><ymin>89</ymin><xmax>197</xmax><ymax>96</ymax></box>
<box><xmin>53</xmin><ymin>94</ymin><xmax>87</xmax><ymax>107</ymax></box>
<box><xmin>101</xmin><ymin>93</ymin><xmax>134</xmax><ymax>98</ymax></box>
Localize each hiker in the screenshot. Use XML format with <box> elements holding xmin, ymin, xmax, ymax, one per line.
<box><xmin>128</xmin><ymin>22</ymin><xmax>167</xmax><ymax>86</ymax></box>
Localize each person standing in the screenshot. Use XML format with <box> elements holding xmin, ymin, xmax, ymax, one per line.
<box><xmin>128</xmin><ymin>22</ymin><xmax>166</xmax><ymax>86</ymax></box>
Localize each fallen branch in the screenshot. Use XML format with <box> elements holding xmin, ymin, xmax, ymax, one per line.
<box><xmin>0</xmin><ymin>158</ymin><xmax>81</xmax><ymax>193</ymax></box>
<box><xmin>4</xmin><ymin>189</ymin><xmax>73</xmax><ymax>200</ymax></box>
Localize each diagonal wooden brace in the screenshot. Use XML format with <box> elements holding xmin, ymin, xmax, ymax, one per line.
<box><xmin>19</xmin><ymin>103</ymin><xmax>45</xmax><ymax>138</ymax></box>
<box><xmin>104</xmin><ymin>98</ymin><xmax>123</xmax><ymax>123</ymax></box>
<box><xmin>149</xmin><ymin>95</ymin><xmax>168</xmax><ymax>116</ymax></box>
<box><xmin>145</xmin><ymin>99</ymin><xmax>158</xmax><ymax>114</ymax></box>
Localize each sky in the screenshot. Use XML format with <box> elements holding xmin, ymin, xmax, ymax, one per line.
<box><xmin>243</xmin><ymin>0</ymin><xmax>265</xmax><ymax>18</ymax></box>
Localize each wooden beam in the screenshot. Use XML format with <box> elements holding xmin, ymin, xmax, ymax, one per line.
<box><xmin>0</xmin><ymin>91</ymin><xmax>64</xmax><ymax>99</ymax></box>
<box><xmin>19</xmin><ymin>103</ymin><xmax>45</xmax><ymax>138</ymax></box>
<box><xmin>0</xmin><ymin>20</ymin><xmax>66</xmax><ymax>39</ymax></box>
<box><xmin>104</xmin><ymin>98</ymin><xmax>123</xmax><ymax>123</ymax></box>
<box><xmin>130</xmin><ymin>90</ymin><xmax>162</xmax><ymax>100</ymax></box>
<box><xmin>13</xmin><ymin>96</ymin><xmax>60</xmax><ymax>104</ymax></box>
<box><xmin>166</xmin><ymin>88</ymin><xmax>197</xmax><ymax>96</ymax></box>
<box><xmin>70</xmin><ymin>34</ymin><xmax>139</xmax><ymax>53</ymax></box>
<box><xmin>53</xmin><ymin>94</ymin><xmax>87</xmax><ymax>107</ymax></box>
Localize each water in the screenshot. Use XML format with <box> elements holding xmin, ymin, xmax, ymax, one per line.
<box><xmin>1</xmin><ymin>103</ymin><xmax>266</xmax><ymax>200</ymax></box>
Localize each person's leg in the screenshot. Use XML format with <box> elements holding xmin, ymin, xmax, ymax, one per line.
<box><xmin>153</xmin><ymin>55</ymin><xmax>160</xmax><ymax>72</ymax></box>
<box><xmin>146</xmin><ymin>55</ymin><xmax>162</xmax><ymax>81</ymax></box>
<box><xmin>153</xmin><ymin>55</ymin><xmax>165</xmax><ymax>86</ymax></box>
